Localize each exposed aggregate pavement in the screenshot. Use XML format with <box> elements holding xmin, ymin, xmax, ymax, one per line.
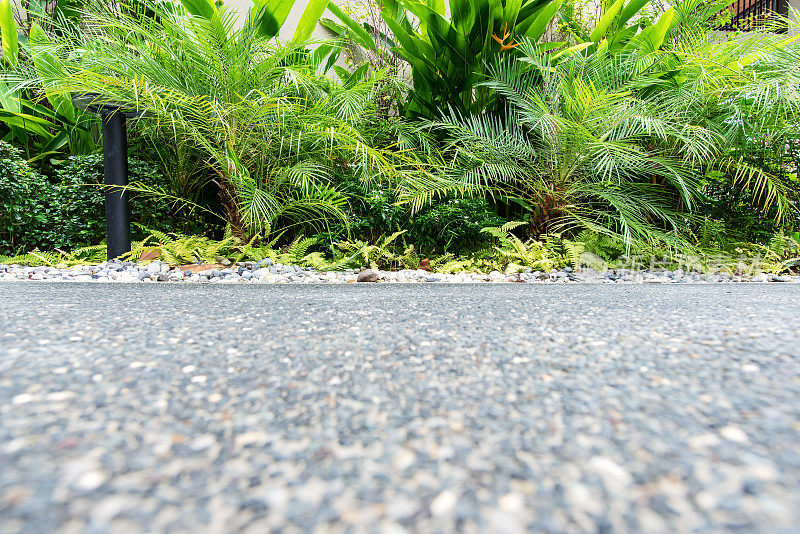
<box><xmin>1</xmin><ymin>282</ymin><xmax>800</xmax><ymax>533</ymax></box>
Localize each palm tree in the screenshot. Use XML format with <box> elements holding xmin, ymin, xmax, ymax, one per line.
<box><xmin>650</xmin><ymin>26</ymin><xmax>800</xmax><ymax>227</ymax></box>
<box><xmin>402</xmin><ymin>45</ymin><xmax>720</xmax><ymax>247</ymax></box>
<box><xmin>33</xmin><ymin>0</ymin><xmax>399</xmax><ymax>238</ymax></box>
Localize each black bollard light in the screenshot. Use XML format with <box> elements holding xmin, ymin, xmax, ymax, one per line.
<box><xmin>74</xmin><ymin>94</ymin><xmax>141</xmax><ymax>260</ymax></box>
<box><xmin>101</xmin><ymin>109</ymin><xmax>131</xmax><ymax>260</ymax></box>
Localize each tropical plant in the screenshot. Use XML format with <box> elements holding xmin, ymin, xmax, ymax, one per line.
<box><xmin>32</xmin><ymin>0</ymin><xmax>407</xmax><ymax>239</ymax></box>
<box><xmin>327</xmin><ymin>0</ymin><xmax>718</xmax><ymax>119</ymax></box>
<box><xmin>402</xmin><ymin>45</ymin><xmax>726</xmax><ymax>247</ymax></box>
<box><xmin>329</xmin><ymin>0</ymin><xmax>578</xmax><ymax>118</ymax></box>
<box><xmin>122</xmin><ymin>229</ymin><xmax>242</xmax><ymax>265</ymax></box>
<box><xmin>481</xmin><ymin>222</ymin><xmax>557</xmax><ymax>272</ymax></box>
<box><xmin>0</xmin><ymin>0</ymin><xmax>98</xmax><ymax>159</ymax></box>
<box><xmin>643</xmin><ymin>23</ymin><xmax>800</xmax><ymax>229</ymax></box>
<box><xmin>559</xmin><ymin>0</ymin><xmax>679</xmax><ymax>54</ymax></box>
<box><xmin>320</xmin><ymin>0</ymin><xmax>405</xmax><ymax>119</ymax></box>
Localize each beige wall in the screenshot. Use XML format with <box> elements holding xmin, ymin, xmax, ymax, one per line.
<box><xmin>225</xmin><ymin>0</ymin><xmax>360</xmax><ymax>70</ymax></box>
<box><xmin>225</xmin><ymin>0</ymin><xmax>336</xmax><ymax>40</ymax></box>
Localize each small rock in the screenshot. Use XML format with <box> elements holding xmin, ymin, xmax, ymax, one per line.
<box><xmin>430</xmin><ymin>490</ymin><xmax>457</xmax><ymax>516</ymax></box>
<box><xmin>75</xmin><ymin>470</ymin><xmax>108</xmax><ymax>491</ymax></box>
<box><xmin>720</xmin><ymin>425</ymin><xmax>749</xmax><ymax>443</ymax></box>
<box><xmin>357</xmin><ymin>270</ymin><xmax>379</xmax><ymax>283</ymax></box>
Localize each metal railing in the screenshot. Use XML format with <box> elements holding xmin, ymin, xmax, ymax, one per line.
<box><xmin>717</xmin><ymin>0</ymin><xmax>789</xmax><ymax>32</ymax></box>
<box><xmin>716</xmin><ymin>0</ymin><xmax>788</xmax><ymax>31</ymax></box>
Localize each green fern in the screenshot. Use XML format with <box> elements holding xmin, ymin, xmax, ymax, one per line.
<box><xmin>397</xmin><ymin>245</ymin><xmax>420</xmax><ymax>270</ymax></box>
<box><xmin>563</xmin><ymin>240</ymin><xmax>585</xmax><ymax>270</ymax></box>
<box><xmin>285</xmin><ymin>236</ymin><xmax>319</xmax><ymax>264</ymax></box>
<box><xmin>0</xmin><ymin>250</ymin><xmax>65</xmax><ymax>267</ymax></box>
<box><xmin>336</xmin><ymin>230</ymin><xmax>407</xmax><ymax>269</ymax></box>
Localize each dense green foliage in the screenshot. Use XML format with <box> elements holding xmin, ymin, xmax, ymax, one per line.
<box><xmin>0</xmin><ymin>141</ymin><xmax>52</xmax><ymax>252</ymax></box>
<box><xmin>326</xmin><ymin>169</ymin><xmax>507</xmax><ymax>251</ymax></box>
<box><xmin>35</xmin><ymin>0</ymin><xmax>417</xmax><ymax>241</ymax></box>
<box><xmin>329</xmin><ymin>0</ymin><xmax>572</xmax><ymax>117</ymax></box>
<box><xmin>46</xmin><ymin>154</ymin><xmax>175</xmax><ymax>249</ymax></box>
<box><xmin>0</xmin><ymin>141</ymin><xmax>173</xmax><ymax>253</ymax></box>
<box><xmin>0</xmin><ymin>0</ymin><xmax>98</xmax><ymax>160</ymax></box>
<box><xmin>0</xmin><ymin>0</ymin><xmax>799</xmax><ymax>269</ymax></box>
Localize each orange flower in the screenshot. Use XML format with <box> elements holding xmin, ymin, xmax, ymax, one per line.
<box><xmin>492</xmin><ymin>22</ymin><xmax>520</xmax><ymax>52</ymax></box>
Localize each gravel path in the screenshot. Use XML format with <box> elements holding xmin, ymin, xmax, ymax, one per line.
<box><xmin>1</xmin><ymin>283</ymin><xmax>799</xmax><ymax>533</ymax></box>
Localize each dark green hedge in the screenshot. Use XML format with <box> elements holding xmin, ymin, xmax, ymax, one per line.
<box><xmin>0</xmin><ymin>141</ymin><xmax>174</xmax><ymax>254</ymax></box>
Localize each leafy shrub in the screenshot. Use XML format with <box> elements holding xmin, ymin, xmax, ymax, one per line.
<box><xmin>575</xmin><ymin>230</ymin><xmax>628</xmax><ymax>262</ymax></box>
<box><xmin>698</xmin><ymin>170</ymin><xmax>798</xmax><ymax>243</ymax></box>
<box><xmin>0</xmin><ymin>142</ymin><xmax>173</xmax><ymax>254</ymax></box>
<box><xmin>0</xmin><ymin>141</ymin><xmax>55</xmax><ymax>254</ymax></box>
<box><xmin>324</xmin><ymin>170</ymin><xmax>507</xmax><ymax>253</ymax></box>
<box><xmin>336</xmin><ymin>230</ymin><xmax>408</xmax><ymax>270</ymax></box>
<box><xmin>43</xmin><ymin>154</ymin><xmax>174</xmax><ymax>250</ymax></box>
<box><xmin>409</xmin><ymin>198</ymin><xmax>507</xmax><ymax>252</ymax></box>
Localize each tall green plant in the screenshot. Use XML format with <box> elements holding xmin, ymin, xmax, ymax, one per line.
<box><xmin>639</xmin><ymin>25</ymin><xmax>800</xmax><ymax>226</ymax></box>
<box><xmin>330</xmin><ymin>0</ymin><xmax>580</xmax><ymax>118</ymax></box>
<box><xmin>401</xmin><ymin>47</ymin><xmax>723</xmax><ymax>247</ymax></box>
<box><xmin>0</xmin><ymin>0</ymin><xmax>97</xmax><ymax>159</ymax></box>
<box><xmin>36</xmin><ymin>0</ymin><xmax>406</xmax><ymax>238</ymax></box>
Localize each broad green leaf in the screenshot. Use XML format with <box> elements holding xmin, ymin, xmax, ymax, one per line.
<box><xmin>624</xmin><ymin>7</ymin><xmax>674</xmax><ymax>53</ymax></box>
<box><xmin>331</xmin><ymin>64</ymin><xmax>350</xmax><ymax>81</ymax></box>
<box><xmin>517</xmin><ymin>0</ymin><xmax>550</xmax><ymax>21</ymax></box>
<box><xmin>310</xmin><ymin>37</ymin><xmax>344</xmax><ymax>74</ymax></box>
<box><xmin>345</xmin><ymin>63</ymin><xmax>370</xmax><ymax>87</ymax></box>
<box><xmin>0</xmin><ymin>0</ymin><xmax>18</xmax><ymax>67</ymax></box>
<box><xmin>0</xmin><ymin>110</ymin><xmax>54</xmax><ymax>139</ymax></box>
<box><xmin>250</xmin><ymin>0</ymin><xmax>297</xmax><ymax>39</ymax></box>
<box><xmin>617</xmin><ymin>0</ymin><xmax>650</xmax><ymax>28</ymax></box>
<box><xmin>29</xmin><ymin>23</ymin><xmax>75</xmax><ymax>123</ymax></box>
<box><xmin>0</xmin><ymin>81</ymin><xmax>19</xmax><ymax>112</ymax></box>
<box><xmin>179</xmin><ymin>0</ymin><xmax>216</xmax><ymax>19</ymax></box>
<box><xmin>520</xmin><ymin>0</ymin><xmax>563</xmax><ymax>41</ymax></box>
<box><xmin>327</xmin><ymin>3</ymin><xmax>376</xmax><ymax>51</ymax></box>
<box><xmin>292</xmin><ymin>0</ymin><xmax>330</xmax><ymax>42</ymax></box>
<box><xmin>607</xmin><ymin>26</ymin><xmax>635</xmax><ymax>50</ymax></box>
<box><xmin>589</xmin><ymin>0</ymin><xmax>625</xmax><ymax>43</ymax></box>
<box><xmin>319</xmin><ymin>17</ymin><xmax>345</xmax><ymax>34</ymax></box>
<box><xmin>403</xmin><ymin>0</ymin><xmax>438</xmax><ymax>38</ymax></box>
<box><xmin>549</xmin><ymin>41</ymin><xmax>591</xmax><ymax>62</ymax></box>
<box><xmin>381</xmin><ymin>13</ymin><xmax>436</xmax><ymax>66</ymax></box>
<box><xmin>503</xmin><ymin>0</ymin><xmax>523</xmax><ymax>29</ymax></box>
<box><xmin>29</xmin><ymin>132</ymin><xmax>68</xmax><ymax>162</ymax></box>
<box><xmin>420</xmin><ymin>8</ymin><xmax>470</xmax><ymax>72</ymax></box>
<box><xmin>428</xmin><ymin>0</ymin><xmax>445</xmax><ymax>16</ymax></box>
<box><xmin>448</xmin><ymin>0</ymin><xmax>476</xmax><ymax>36</ymax></box>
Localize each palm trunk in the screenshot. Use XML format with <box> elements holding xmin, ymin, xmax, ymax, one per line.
<box><xmin>214</xmin><ymin>174</ymin><xmax>247</xmax><ymax>240</ymax></box>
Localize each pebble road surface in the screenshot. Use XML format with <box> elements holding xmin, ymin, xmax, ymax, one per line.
<box><xmin>1</xmin><ymin>283</ymin><xmax>800</xmax><ymax>533</ymax></box>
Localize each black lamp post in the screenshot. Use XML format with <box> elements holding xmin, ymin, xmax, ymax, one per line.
<box><xmin>74</xmin><ymin>94</ymin><xmax>141</xmax><ymax>260</ymax></box>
